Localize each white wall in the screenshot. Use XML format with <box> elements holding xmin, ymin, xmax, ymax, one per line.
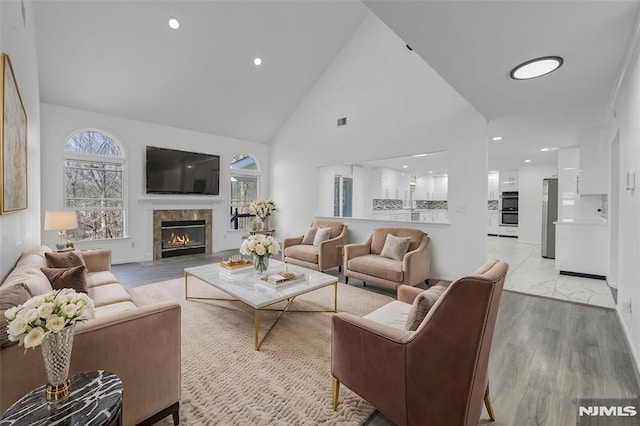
<box><xmin>270</xmin><ymin>13</ymin><xmax>488</xmax><ymax>280</ymax></box>
<box><xmin>40</xmin><ymin>103</ymin><xmax>269</xmax><ymax>263</ymax></box>
<box><xmin>518</xmin><ymin>163</ymin><xmax>557</xmax><ymax>244</ymax></box>
<box><xmin>611</xmin><ymin>38</ymin><xmax>640</xmax><ymax>370</ymax></box>
<box><xmin>0</xmin><ymin>1</ymin><xmax>41</xmax><ymax>279</ymax></box>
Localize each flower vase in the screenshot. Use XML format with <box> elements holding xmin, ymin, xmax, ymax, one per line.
<box><xmin>260</xmin><ymin>216</ymin><xmax>270</xmax><ymax>231</ymax></box>
<box><xmin>254</xmin><ymin>255</ymin><xmax>270</xmax><ymax>274</ymax></box>
<box><xmin>41</xmin><ymin>324</ymin><xmax>75</xmax><ymax>401</ymax></box>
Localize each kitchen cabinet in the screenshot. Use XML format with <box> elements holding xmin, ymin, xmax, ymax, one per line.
<box><xmin>488</xmin><ymin>172</ymin><xmax>499</xmax><ymax>200</ymax></box>
<box><xmin>555</xmin><ymin>221</ymin><xmax>608</xmax><ymax>276</ymax></box>
<box><xmin>433</xmin><ymin>176</ymin><xmax>448</xmax><ymax>200</ymax></box>
<box><xmin>498</xmin><ymin>225</ymin><xmax>518</xmax><ymax>237</ymax></box>
<box><xmin>579</xmin><ymin>137</ymin><xmax>609</xmax><ymax>194</ymax></box>
<box><xmin>488</xmin><ymin>211</ymin><xmax>499</xmax><ymax>235</ymax></box>
<box><xmin>499</xmin><ymin>170</ymin><xmax>518</xmax><ymax>192</ymax></box>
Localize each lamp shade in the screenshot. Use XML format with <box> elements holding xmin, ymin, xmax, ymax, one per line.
<box><xmin>44</xmin><ymin>211</ymin><xmax>78</xmax><ymax>231</ymax></box>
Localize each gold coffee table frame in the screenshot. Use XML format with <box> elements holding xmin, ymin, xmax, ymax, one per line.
<box><xmin>184</xmin><ymin>269</ymin><xmax>338</xmax><ymax>351</ymax></box>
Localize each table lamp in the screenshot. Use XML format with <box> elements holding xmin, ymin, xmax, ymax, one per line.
<box><xmin>44</xmin><ymin>211</ymin><xmax>78</xmax><ymax>250</ymax></box>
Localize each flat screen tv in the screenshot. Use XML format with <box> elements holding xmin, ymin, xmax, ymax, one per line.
<box><xmin>146</xmin><ymin>146</ymin><xmax>220</xmax><ymax>195</ymax></box>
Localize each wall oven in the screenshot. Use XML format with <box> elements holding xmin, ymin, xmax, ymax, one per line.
<box><xmin>501</xmin><ymin>191</ymin><xmax>519</xmax><ymax>211</ymax></box>
<box><xmin>500</xmin><ymin>211</ymin><xmax>519</xmax><ymax>226</ymax></box>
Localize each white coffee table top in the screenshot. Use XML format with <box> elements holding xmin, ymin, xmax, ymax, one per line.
<box><xmin>184</xmin><ymin>260</ymin><xmax>337</xmax><ymax>309</ymax></box>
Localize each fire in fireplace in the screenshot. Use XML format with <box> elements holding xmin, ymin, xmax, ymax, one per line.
<box><xmin>161</xmin><ymin>220</ymin><xmax>206</xmax><ymax>258</ymax></box>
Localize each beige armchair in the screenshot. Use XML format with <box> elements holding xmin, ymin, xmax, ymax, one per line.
<box><xmin>282</xmin><ymin>220</ymin><xmax>347</xmax><ymax>272</ymax></box>
<box><xmin>344</xmin><ymin>227</ymin><xmax>430</xmax><ymax>290</ymax></box>
<box><xmin>331</xmin><ymin>260</ymin><xmax>508</xmax><ymax>425</ymax></box>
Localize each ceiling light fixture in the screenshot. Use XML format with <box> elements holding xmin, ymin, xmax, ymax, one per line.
<box><xmin>402</xmin><ymin>165</ymin><xmax>408</xmax><ymax>168</ymax></box>
<box><xmin>510</xmin><ymin>56</ymin><xmax>563</xmax><ymax>80</ymax></box>
<box><xmin>168</xmin><ymin>18</ymin><xmax>180</xmax><ymax>29</ymax></box>
<box><xmin>412</xmin><ymin>154</ymin><xmax>427</xmax><ymax>157</ymax></box>
<box><xmin>253</xmin><ymin>57</ymin><xmax>262</xmax><ymax>66</ymax></box>
<box><xmin>524</xmin><ymin>159</ymin><xmax>531</xmax><ymax>163</ymax></box>
<box><xmin>492</xmin><ymin>136</ymin><xmax>503</xmax><ymax>141</ymax></box>
<box><xmin>540</xmin><ymin>148</ymin><xmax>550</xmax><ymax>152</ymax></box>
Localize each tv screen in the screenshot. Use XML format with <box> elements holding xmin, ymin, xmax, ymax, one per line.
<box><xmin>146</xmin><ymin>146</ymin><xmax>220</xmax><ymax>195</ymax></box>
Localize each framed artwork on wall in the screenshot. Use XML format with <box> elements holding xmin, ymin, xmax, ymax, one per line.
<box><xmin>1</xmin><ymin>53</ymin><xmax>28</xmax><ymax>214</ymax></box>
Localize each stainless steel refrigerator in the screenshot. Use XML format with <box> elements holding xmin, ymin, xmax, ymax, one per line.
<box><xmin>541</xmin><ymin>178</ymin><xmax>558</xmax><ymax>258</ymax></box>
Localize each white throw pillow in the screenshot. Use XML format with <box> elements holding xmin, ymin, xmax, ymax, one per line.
<box><xmin>302</xmin><ymin>227</ymin><xmax>317</xmax><ymax>245</ymax></box>
<box><xmin>313</xmin><ymin>227</ymin><xmax>332</xmax><ymax>246</ymax></box>
<box><xmin>380</xmin><ymin>234</ymin><xmax>412</xmax><ymax>261</ymax></box>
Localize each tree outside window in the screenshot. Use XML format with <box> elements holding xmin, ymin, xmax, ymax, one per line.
<box><xmin>64</xmin><ymin>131</ymin><xmax>125</xmax><ymax>240</ymax></box>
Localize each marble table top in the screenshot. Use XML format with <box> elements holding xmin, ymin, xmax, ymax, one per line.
<box><xmin>0</xmin><ymin>370</ymin><xmax>123</xmax><ymax>426</ymax></box>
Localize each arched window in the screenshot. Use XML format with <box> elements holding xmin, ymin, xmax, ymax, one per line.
<box><xmin>64</xmin><ymin>130</ymin><xmax>125</xmax><ymax>240</ymax></box>
<box><xmin>229</xmin><ymin>154</ymin><xmax>259</xmax><ymax>230</ymax></box>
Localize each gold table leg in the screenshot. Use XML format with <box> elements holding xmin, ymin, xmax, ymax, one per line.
<box><xmin>186</xmin><ymin>277</ymin><xmax>339</xmax><ymax>350</ymax></box>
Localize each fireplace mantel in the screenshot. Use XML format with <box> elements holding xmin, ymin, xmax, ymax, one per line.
<box><xmin>139</xmin><ymin>195</ymin><xmax>224</xmax><ymax>211</ymax></box>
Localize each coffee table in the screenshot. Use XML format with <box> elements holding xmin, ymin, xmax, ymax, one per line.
<box><xmin>184</xmin><ymin>260</ymin><xmax>338</xmax><ymax>350</ymax></box>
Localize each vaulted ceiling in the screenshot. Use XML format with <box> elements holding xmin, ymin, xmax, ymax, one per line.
<box><xmin>34</xmin><ymin>1</ymin><xmax>640</xmax><ymax>171</ymax></box>
<box><xmin>34</xmin><ymin>1</ymin><xmax>368</xmax><ymax>143</ymax></box>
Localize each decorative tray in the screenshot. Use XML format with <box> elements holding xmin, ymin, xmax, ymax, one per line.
<box><xmin>220</xmin><ymin>260</ymin><xmax>254</xmax><ymax>273</ymax></box>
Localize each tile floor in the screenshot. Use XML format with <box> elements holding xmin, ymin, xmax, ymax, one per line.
<box><xmin>488</xmin><ymin>236</ymin><xmax>616</xmax><ymax>309</ymax></box>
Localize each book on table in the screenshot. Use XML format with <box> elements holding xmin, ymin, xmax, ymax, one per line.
<box><xmin>259</xmin><ymin>272</ymin><xmax>305</xmax><ymax>288</ymax></box>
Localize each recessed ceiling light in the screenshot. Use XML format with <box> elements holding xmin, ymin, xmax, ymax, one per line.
<box><xmin>540</xmin><ymin>148</ymin><xmax>550</xmax><ymax>152</ymax></box>
<box><xmin>253</xmin><ymin>57</ymin><xmax>262</xmax><ymax>66</ymax></box>
<box><xmin>511</xmin><ymin>56</ymin><xmax>563</xmax><ymax>80</ymax></box>
<box><xmin>492</xmin><ymin>136</ymin><xmax>503</xmax><ymax>141</ymax></box>
<box><xmin>412</xmin><ymin>154</ymin><xmax>427</xmax><ymax>157</ymax></box>
<box><xmin>168</xmin><ymin>18</ymin><xmax>180</xmax><ymax>29</ymax></box>
<box><xmin>524</xmin><ymin>159</ymin><xmax>532</xmax><ymax>163</ymax></box>
<box><xmin>490</xmin><ymin>170</ymin><xmax>497</xmax><ymax>173</ymax></box>
<box><xmin>428</xmin><ymin>171</ymin><xmax>433</xmax><ymax>174</ymax></box>
<box><xmin>402</xmin><ymin>165</ymin><xmax>408</xmax><ymax>168</ymax></box>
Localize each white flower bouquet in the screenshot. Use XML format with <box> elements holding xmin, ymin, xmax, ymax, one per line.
<box><xmin>249</xmin><ymin>198</ymin><xmax>277</xmax><ymax>220</ymax></box>
<box><xmin>239</xmin><ymin>234</ymin><xmax>281</xmax><ymax>273</ymax></box>
<box><xmin>5</xmin><ymin>289</ymin><xmax>96</xmax><ymax>350</ymax></box>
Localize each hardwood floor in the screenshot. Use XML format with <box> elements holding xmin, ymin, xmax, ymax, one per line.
<box><xmin>112</xmin><ymin>254</ymin><xmax>640</xmax><ymax>425</ymax></box>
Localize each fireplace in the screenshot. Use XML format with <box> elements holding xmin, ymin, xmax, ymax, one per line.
<box><xmin>153</xmin><ymin>210</ymin><xmax>212</xmax><ymax>260</ymax></box>
<box><xmin>161</xmin><ymin>220</ymin><xmax>206</xmax><ymax>258</ymax></box>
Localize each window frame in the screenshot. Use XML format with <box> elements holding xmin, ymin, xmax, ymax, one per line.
<box><xmin>229</xmin><ymin>154</ymin><xmax>261</xmax><ymax>231</ymax></box>
<box><xmin>63</xmin><ymin>129</ymin><xmax>128</xmax><ymax>241</ymax></box>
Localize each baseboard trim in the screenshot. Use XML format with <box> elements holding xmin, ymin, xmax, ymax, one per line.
<box><xmin>615</xmin><ymin>307</ymin><xmax>640</xmax><ymax>388</ymax></box>
<box><xmin>559</xmin><ymin>270</ymin><xmax>606</xmax><ymax>280</ymax></box>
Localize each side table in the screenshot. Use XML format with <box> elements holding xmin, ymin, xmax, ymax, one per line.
<box><xmin>0</xmin><ymin>370</ymin><xmax>123</xmax><ymax>426</ymax></box>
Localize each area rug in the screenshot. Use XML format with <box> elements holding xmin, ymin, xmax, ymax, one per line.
<box><xmin>128</xmin><ymin>277</ymin><xmax>393</xmax><ymax>425</ymax></box>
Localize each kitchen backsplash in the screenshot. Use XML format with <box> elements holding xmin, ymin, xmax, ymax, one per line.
<box><xmin>373</xmin><ymin>199</ymin><xmax>404</xmax><ymax>210</ymax></box>
<box><xmin>488</xmin><ymin>200</ymin><xmax>499</xmax><ymax>210</ymax></box>
<box><xmin>373</xmin><ymin>199</ymin><xmax>449</xmax><ymax>210</ymax></box>
<box><xmin>416</xmin><ymin>200</ymin><xmax>448</xmax><ymax>210</ymax></box>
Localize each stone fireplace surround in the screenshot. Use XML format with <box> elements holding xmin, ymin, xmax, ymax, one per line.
<box><xmin>153</xmin><ymin>209</ymin><xmax>212</xmax><ymax>260</ymax></box>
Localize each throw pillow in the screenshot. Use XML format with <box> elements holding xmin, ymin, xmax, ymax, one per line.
<box><xmin>380</xmin><ymin>234</ymin><xmax>412</xmax><ymax>261</ymax></box>
<box><xmin>405</xmin><ymin>286</ymin><xmax>446</xmax><ymax>331</ymax></box>
<box><xmin>301</xmin><ymin>227</ymin><xmax>317</xmax><ymax>245</ymax></box>
<box><xmin>0</xmin><ymin>283</ymin><xmax>31</xmax><ymax>348</ymax></box>
<box><xmin>313</xmin><ymin>227</ymin><xmax>332</xmax><ymax>246</ymax></box>
<box><xmin>45</xmin><ymin>251</ymin><xmax>85</xmax><ymax>269</ymax></box>
<box><xmin>41</xmin><ymin>265</ymin><xmax>88</xmax><ymax>293</ymax></box>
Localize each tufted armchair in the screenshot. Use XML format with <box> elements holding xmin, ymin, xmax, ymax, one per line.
<box><xmin>282</xmin><ymin>220</ymin><xmax>347</xmax><ymax>272</ymax></box>
<box><xmin>344</xmin><ymin>227</ymin><xmax>430</xmax><ymax>290</ymax></box>
<box><xmin>331</xmin><ymin>260</ymin><xmax>508</xmax><ymax>425</ymax></box>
